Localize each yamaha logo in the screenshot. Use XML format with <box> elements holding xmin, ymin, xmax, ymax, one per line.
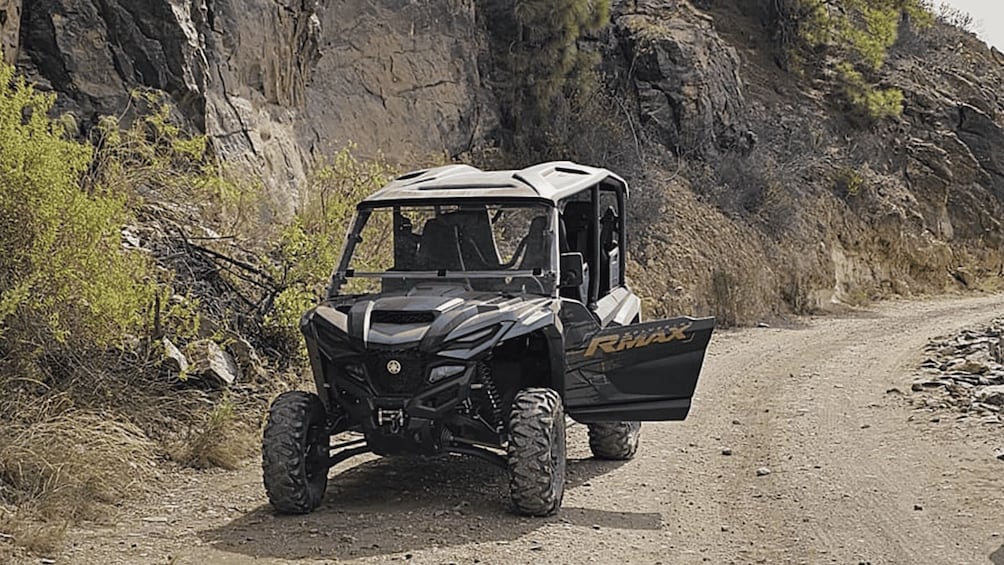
<box><xmin>386</xmin><ymin>359</ymin><xmax>402</xmax><ymax>375</ymax></box>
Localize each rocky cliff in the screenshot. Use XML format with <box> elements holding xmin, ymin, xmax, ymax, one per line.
<box><xmin>9</xmin><ymin>0</ymin><xmax>496</xmax><ymax>210</ymax></box>
<box><xmin>7</xmin><ymin>0</ymin><xmax>1004</xmax><ymax>321</ymax></box>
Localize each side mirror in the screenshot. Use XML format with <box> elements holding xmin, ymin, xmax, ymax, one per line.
<box><xmin>559</xmin><ymin>252</ymin><xmax>585</xmax><ymax>289</ymax></box>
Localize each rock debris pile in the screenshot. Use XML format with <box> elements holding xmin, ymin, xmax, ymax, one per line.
<box><xmin>910</xmin><ymin>319</ymin><xmax>1004</xmax><ymax>424</ymax></box>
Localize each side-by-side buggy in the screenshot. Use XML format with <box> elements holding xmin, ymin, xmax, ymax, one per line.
<box><xmin>262</xmin><ymin>161</ymin><xmax>715</xmax><ymax>516</ymax></box>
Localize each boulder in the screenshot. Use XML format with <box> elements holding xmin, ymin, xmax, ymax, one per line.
<box><xmin>225</xmin><ymin>333</ymin><xmax>268</xmax><ymax>381</ymax></box>
<box><xmin>615</xmin><ymin>5</ymin><xmax>748</xmax><ymax>154</ymax></box>
<box><xmin>161</xmin><ymin>337</ymin><xmax>189</xmax><ymax>375</ymax></box>
<box><xmin>187</xmin><ymin>339</ymin><xmax>240</xmax><ymax>386</ymax></box>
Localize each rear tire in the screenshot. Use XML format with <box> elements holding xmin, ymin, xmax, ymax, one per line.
<box><xmin>262</xmin><ymin>391</ymin><xmax>329</xmax><ymax>514</ymax></box>
<box><xmin>507</xmin><ymin>387</ymin><xmax>566</xmax><ymax>516</ymax></box>
<box><xmin>587</xmin><ymin>421</ymin><xmax>641</xmax><ymax>460</ymax></box>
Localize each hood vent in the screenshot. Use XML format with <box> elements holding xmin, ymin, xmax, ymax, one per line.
<box><xmin>371</xmin><ymin>310</ymin><xmax>436</xmax><ymax>324</ymax></box>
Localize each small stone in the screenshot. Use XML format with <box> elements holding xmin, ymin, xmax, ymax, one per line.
<box><xmin>756</xmin><ymin>466</ymin><xmax>771</xmax><ymax>477</ymax></box>
<box><xmin>912</xmin><ymin>380</ymin><xmax>944</xmax><ymax>392</ymax></box>
<box><xmin>121</xmin><ymin>226</ymin><xmax>142</xmax><ymax>249</ymax></box>
<box><xmin>958</xmin><ymin>360</ymin><xmax>990</xmax><ymax>375</ymax></box>
<box><xmin>591</xmin><ymin>524</ymin><xmax>601</xmax><ymax>530</ymax></box>
<box><xmin>161</xmin><ymin>337</ymin><xmax>189</xmax><ymax>375</ymax></box>
<box><xmin>722</xmin><ymin>447</ymin><xmax>733</xmax><ymax>456</ymax></box>
<box><xmin>976</xmin><ymin>385</ymin><xmax>1004</xmax><ymax>406</ymax></box>
<box><xmin>757</xmin><ymin>322</ymin><xmax>770</xmax><ymax>328</ymax></box>
<box><xmin>993</xmin><ymin>448</ymin><xmax>1004</xmax><ymax>461</ymax></box>
<box><xmin>914</xmin><ymin>504</ymin><xmax>923</xmax><ymax>511</ymax></box>
<box><xmin>721</xmin><ymin>525</ymin><xmax>730</xmax><ymax>532</ymax></box>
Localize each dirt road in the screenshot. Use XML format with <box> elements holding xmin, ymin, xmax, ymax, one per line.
<box><xmin>61</xmin><ymin>294</ymin><xmax>1004</xmax><ymax>564</ymax></box>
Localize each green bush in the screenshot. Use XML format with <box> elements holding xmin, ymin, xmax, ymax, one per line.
<box><xmin>480</xmin><ymin>0</ymin><xmax>611</xmax><ymax>156</ymax></box>
<box><xmin>0</xmin><ymin>61</ymin><xmax>154</xmax><ymax>375</ymax></box>
<box><xmin>91</xmin><ymin>90</ymin><xmax>256</xmax><ymax>233</ymax></box>
<box><xmin>836</xmin><ymin>63</ymin><xmax>904</xmax><ymax>120</ymax></box>
<box><xmin>265</xmin><ymin>146</ymin><xmax>396</xmax><ymax>347</ymax></box>
<box><xmin>766</xmin><ymin>0</ymin><xmax>930</xmax><ymax>121</ymax></box>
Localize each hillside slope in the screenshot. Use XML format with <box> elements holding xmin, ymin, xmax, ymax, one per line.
<box><xmin>4</xmin><ymin>0</ymin><xmax>1001</xmax><ymax>320</ymax></box>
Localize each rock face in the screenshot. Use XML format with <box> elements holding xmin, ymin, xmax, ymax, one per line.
<box><xmin>15</xmin><ymin>0</ymin><xmax>495</xmax><ymax>210</ymax></box>
<box><xmin>886</xmin><ymin>29</ymin><xmax>1004</xmax><ymax>247</ymax></box>
<box><xmin>0</xmin><ymin>0</ymin><xmax>18</xmax><ymax>64</ymax></box>
<box><xmin>614</xmin><ymin>1</ymin><xmax>749</xmax><ymax>154</ymax></box>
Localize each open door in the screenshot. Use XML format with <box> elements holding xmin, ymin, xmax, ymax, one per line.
<box><xmin>564</xmin><ymin>316</ymin><xmax>715</xmax><ymax>422</ymax></box>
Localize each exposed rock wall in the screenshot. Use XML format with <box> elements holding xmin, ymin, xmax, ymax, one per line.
<box><xmin>16</xmin><ymin>0</ymin><xmax>496</xmax><ymax>212</ymax></box>
<box><xmin>609</xmin><ymin>0</ymin><xmax>1004</xmax><ymax>320</ymax></box>
<box><xmin>0</xmin><ymin>0</ymin><xmax>18</xmax><ymax>64</ymax></box>
<box><xmin>614</xmin><ymin>0</ymin><xmax>751</xmax><ymax>154</ymax></box>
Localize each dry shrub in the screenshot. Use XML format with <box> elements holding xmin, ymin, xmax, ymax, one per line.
<box><xmin>0</xmin><ymin>395</ymin><xmax>158</xmax><ymax>553</ymax></box>
<box><xmin>0</xmin><ymin>509</ymin><xmax>66</xmax><ymax>557</ymax></box>
<box><xmin>0</xmin><ymin>399</ymin><xmax>157</xmax><ymax>523</ymax></box>
<box><xmin>169</xmin><ymin>395</ymin><xmax>256</xmax><ymax>470</ymax></box>
<box><xmin>709</xmin><ymin>268</ymin><xmax>743</xmax><ymax>327</ymax></box>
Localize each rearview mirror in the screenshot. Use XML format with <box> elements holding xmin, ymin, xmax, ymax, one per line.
<box><xmin>560</xmin><ymin>252</ymin><xmax>585</xmax><ymax>289</ymax></box>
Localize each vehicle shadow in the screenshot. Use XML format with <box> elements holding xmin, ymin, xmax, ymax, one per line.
<box><xmin>200</xmin><ymin>453</ymin><xmax>661</xmax><ymax>560</ymax></box>
<box><xmin>991</xmin><ymin>543</ymin><xmax>1004</xmax><ymax>565</ymax></box>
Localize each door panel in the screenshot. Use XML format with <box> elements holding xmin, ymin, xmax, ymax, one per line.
<box><xmin>564</xmin><ymin>316</ymin><xmax>715</xmax><ymax>422</ymax></box>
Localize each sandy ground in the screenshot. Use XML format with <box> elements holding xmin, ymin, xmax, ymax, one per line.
<box><xmin>50</xmin><ymin>293</ymin><xmax>1004</xmax><ymax>564</ymax></box>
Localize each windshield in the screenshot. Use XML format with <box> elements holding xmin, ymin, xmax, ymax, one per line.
<box><xmin>331</xmin><ymin>202</ymin><xmax>557</xmax><ymax>295</ymax></box>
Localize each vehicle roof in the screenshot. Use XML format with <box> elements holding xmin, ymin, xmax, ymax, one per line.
<box><xmin>360</xmin><ymin>161</ymin><xmax>628</xmax><ymax>205</ymax></box>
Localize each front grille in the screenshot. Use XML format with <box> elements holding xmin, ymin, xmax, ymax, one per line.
<box><xmin>365</xmin><ymin>351</ymin><xmax>426</xmax><ymax>396</ymax></box>
<box><xmin>371</xmin><ymin>310</ymin><xmax>436</xmax><ymax>324</ymax></box>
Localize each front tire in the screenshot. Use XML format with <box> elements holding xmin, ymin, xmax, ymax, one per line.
<box><xmin>507</xmin><ymin>387</ymin><xmax>566</xmax><ymax>516</ymax></box>
<box><xmin>262</xmin><ymin>391</ymin><xmax>330</xmax><ymax>514</ymax></box>
<box><xmin>587</xmin><ymin>421</ymin><xmax>641</xmax><ymax>460</ymax></box>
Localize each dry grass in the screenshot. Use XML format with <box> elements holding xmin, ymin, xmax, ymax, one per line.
<box><xmin>0</xmin><ymin>368</ymin><xmax>267</xmax><ymax>557</ymax></box>
<box><xmin>0</xmin><ymin>509</ymin><xmax>66</xmax><ymax>557</ymax></box>
<box><xmin>168</xmin><ymin>395</ymin><xmax>257</xmax><ymax>471</ymax></box>
<box><xmin>0</xmin><ymin>399</ymin><xmax>158</xmax><ymax>522</ymax></box>
<box><xmin>0</xmin><ymin>393</ymin><xmax>160</xmax><ymax>554</ymax></box>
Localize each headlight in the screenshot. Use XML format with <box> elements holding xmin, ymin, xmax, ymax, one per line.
<box><xmin>428</xmin><ymin>364</ymin><xmax>466</xmax><ymax>383</ymax></box>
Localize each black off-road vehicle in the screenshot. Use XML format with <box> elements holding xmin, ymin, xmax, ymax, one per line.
<box><xmin>262</xmin><ymin>161</ymin><xmax>715</xmax><ymax>516</ymax></box>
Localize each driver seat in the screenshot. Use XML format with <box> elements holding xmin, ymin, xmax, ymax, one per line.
<box><xmin>416</xmin><ymin>219</ymin><xmax>464</xmax><ymax>271</ymax></box>
<box><xmin>518</xmin><ymin>216</ymin><xmax>551</xmax><ymax>271</ymax></box>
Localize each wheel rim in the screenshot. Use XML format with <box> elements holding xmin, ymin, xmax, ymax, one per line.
<box><xmin>551</xmin><ymin>416</ymin><xmax>566</xmax><ymax>494</ymax></box>
<box><xmin>304</xmin><ymin>422</ymin><xmax>328</xmax><ymax>484</ymax></box>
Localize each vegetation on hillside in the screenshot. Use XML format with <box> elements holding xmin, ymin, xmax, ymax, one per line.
<box><xmin>0</xmin><ymin>52</ymin><xmax>394</xmax><ymax>556</ymax></box>
<box><xmin>763</xmin><ymin>0</ymin><xmax>932</xmax><ymax>120</ymax></box>
<box><xmin>479</xmin><ymin>0</ymin><xmax>625</xmax><ymax>162</ymax></box>
<box><xmin>266</xmin><ymin>147</ymin><xmax>396</xmax><ymax>353</ymax></box>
